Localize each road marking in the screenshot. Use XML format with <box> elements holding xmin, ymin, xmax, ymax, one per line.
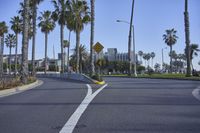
<box><xmin>59</xmin><ymin>83</ymin><xmax>108</xmax><ymax>133</ymax></box>
<box><xmin>192</xmin><ymin>86</ymin><xmax>200</xmax><ymax>101</ymax></box>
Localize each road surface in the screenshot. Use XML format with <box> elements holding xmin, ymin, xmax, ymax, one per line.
<box><xmin>0</xmin><ymin>77</ymin><xmax>200</xmax><ymax>133</ymax></box>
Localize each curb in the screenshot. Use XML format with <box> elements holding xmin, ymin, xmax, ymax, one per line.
<box><xmin>0</xmin><ymin>80</ymin><xmax>43</xmax><ymax>98</ymax></box>
<box><xmin>103</xmin><ymin>75</ymin><xmax>200</xmax><ymax>81</ymax></box>
<box><xmin>93</xmin><ymin>80</ymin><xmax>106</xmax><ymax>85</ymax></box>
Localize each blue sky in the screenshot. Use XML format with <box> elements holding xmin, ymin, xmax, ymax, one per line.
<box><xmin>0</xmin><ymin>0</ymin><xmax>200</xmax><ymax>69</ymax></box>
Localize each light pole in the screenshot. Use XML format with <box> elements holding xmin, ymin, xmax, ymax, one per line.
<box><xmin>117</xmin><ymin>20</ymin><xmax>137</xmax><ymax>77</ymax></box>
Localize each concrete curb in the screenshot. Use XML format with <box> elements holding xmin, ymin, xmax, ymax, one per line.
<box><xmin>0</xmin><ymin>80</ymin><xmax>43</xmax><ymax>98</ymax></box>
<box><xmin>37</xmin><ymin>73</ymin><xmax>95</xmax><ymax>84</ymax></box>
<box><xmin>103</xmin><ymin>75</ymin><xmax>200</xmax><ymax>81</ymax></box>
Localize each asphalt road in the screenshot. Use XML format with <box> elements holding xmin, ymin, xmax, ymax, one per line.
<box><xmin>0</xmin><ymin>77</ymin><xmax>200</xmax><ymax>133</ymax></box>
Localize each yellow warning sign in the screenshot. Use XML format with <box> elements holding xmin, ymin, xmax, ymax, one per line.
<box><xmin>93</xmin><ymin>42</ymin><xmax>104</xmax><ymax>53</ymax></box>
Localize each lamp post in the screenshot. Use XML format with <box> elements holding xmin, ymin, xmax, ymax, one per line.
<box><xmin>117</xmin><ymin>20</ymin><xmax>137</xmax><ymax>77</ymax></box>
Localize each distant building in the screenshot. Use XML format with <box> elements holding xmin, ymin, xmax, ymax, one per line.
<box><xmin>107</xmin><ymin>48</ymin><xmax>117</xmax><ymax>61</ymax></box>
<box><xmin>3</xmin><ymin>54</ymin><xmax>22</xmax><ymax>64</ymax></box>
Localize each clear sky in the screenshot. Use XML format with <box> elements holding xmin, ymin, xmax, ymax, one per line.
<box><xmin>0</xmin><ymin>0</ymin><xmax>200</xmax><ymax>69</ymax></box>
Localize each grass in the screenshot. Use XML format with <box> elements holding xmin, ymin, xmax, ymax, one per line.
<box><xmin>0</xmin><ymin>76</ymin><xmax>37</xmax><ymax>91</ymax></box>
<box><xmin>103</xmin><ymin>73</ymin><xmax>200</xmax><ymax>80</ymax></box>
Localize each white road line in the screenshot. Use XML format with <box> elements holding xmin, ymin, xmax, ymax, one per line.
<box><xmin>192</xmin><ymin>86</ymin><xmax>200</xmax><ymax>101</ymax></box>
<box><xmin>59</xmin><ymin>84</ymin><xmax>108</xmax><ymax>133</ymax></box>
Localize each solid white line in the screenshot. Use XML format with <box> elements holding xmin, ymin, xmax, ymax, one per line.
<box><xmin>59</xmin><ymin>84</ymin><xmax>108</xmax><ymax>133</ymax></box>
<box><xmin>192</xmin><ymin>86</ymin><xmax>200</xmax><ymax>101</ymax></box>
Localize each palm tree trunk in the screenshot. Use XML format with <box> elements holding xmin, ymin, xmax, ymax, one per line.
<box><xmin>67</xmin><ymin>31</ymin><xmax>71</xmax><ymax>72</ymax></box>
<box><xmin>60</xmin><ymin>24</ymin><xmax>64</xmax><ymax>73</ymax></box>
<box><xmin>90</xmin><ymin>0</ymin><xmax>95</xmax><ymax>76</ymax></box>
<box><xmin>170</xmin><ymin>45</ymin><xmax>172</xmax><ymax>73</ymax></box>
<box><xmin>76</xmin><ymin>30</ymin><xmax>80</xmax><ymax>74</ymax></box>
<box><xmin>0</xmin><ymin>35</ymin><xmax>4</xmax><ymax>77</ymax></box>
<box><xmin>184</xmin><ymin>0</ymin><xmax>191</xmax><ymax>76</ymax></box>
<box><xmin>32</xmin><ymin>4</ymin><xmax>37</xmax><ymax>77</ymax></box>
<box><xmin>15</xmin><ymin>33</ymin><xmax>18</xmax><ymax>76</ymax></box>
<box><xmin>44</xmin><ymin>33</ymin><xmax>48</xmax><ymax>74</ymax></box>
<box><xmin>9</xmin><ymin>47</ymin><xmax>11</xmax><ymax>75</ymax></box>
<box><xmin>21</xmin><ymin>0</ymin><xmax>30</xmax><ymax>84</ymax></box>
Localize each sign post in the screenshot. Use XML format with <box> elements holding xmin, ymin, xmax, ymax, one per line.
<box><xmin>93</xmin><ymin>42</ymin><xmax>104</xmax><ymax>78</ymax></box>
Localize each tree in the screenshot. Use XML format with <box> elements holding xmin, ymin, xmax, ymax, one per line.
<box><xmin>5</xmin><ymin>34</ymin><xmax>17</xmax><ymax>75</ymax></box>
<box><xmin>150</xmin><ymin>52</ymin><xmax>155</xmax><ymax>68</ymax></box>
<box><xmin>90</xmin><ymin>0</ymin><xmax>95</xmax><ymax>76</ymax></box>
<box><xmin>67</xmin><ymin>0</ymin><xmax>90</xmax><ymax>73</ymax></box>
<box><xmin>21</xmin><ymin>0</ymin><xmax>30</xmax><ymax>84</ymax></box>
<box><xmin>38</xmin><ymin>11</ymin><xmax>55</xmax><ymax>74</ymax></box>
<box><xmin>186</xmin><ymin>44</ymin><xmax>200</xmax><ymax>70</ymax></box>
<box><xmin>0</xmin><ymin>21</ymin><xmax>8</xmax><ymax>77</ymax></box>
<box><xmin>10</xmin><ymin>16</ymin><xmax>23</xmax><ymax>75</ymax></box>
<box><xmin>163</xmin><ymin>28</ymin><xmax>178</xmax><ymax>73</ymax></box>
<box><xmin>30</xmin><ymin>0</ymin><xmax>44</xmax><ymax>76</ymax></box>
<box><xmin>63</xmin><ymin>40</ymin><xmax>69</xmax><ymax>71</ymax></box>
<box><xmin>154</xmin><ymin>63</ymin><xmax>161</xmax><ymax>72</ymax></box>
<box><xmin>71</xmin><ymin>44</ymin><xmax>89</xmax><ymax>73</ymax></box>
<box><xmin>184</xmin><ymin>0</ymin><xmax>191</xmax><ymax>76</ymax></box>
<box><xmin>52</xmin><ymin>0</ymin><xmax>68</xmax><ymax>73</ymax></box>
<box><xmin>138</xmin><ymin>50</ymin><xmax>143</xmax><ymax>65</ymax></box>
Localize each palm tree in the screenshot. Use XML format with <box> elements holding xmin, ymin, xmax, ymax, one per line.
<box><xmin>10</xmin><ymin>16</ymin><xmax>23</xmax><ymax>75</ymax></box>
<box><xmin>163</xmin><ymin>28</ymin><xmax>178</xmax><ymax>73</ymax></box>
<box><xmin>0</xmin><ymin>21</ymin><xmax>8</xmax><ymax>77</ymax></box>
<box><xmin>52</xmin><ymin>0</ymin><xmax>68</xmax><ymax>73</ymax></box>
<box><xmin>38</xmin><ymin>11</ymin><xmax>55</xmax><ymax>74</ymax></box>
<box><xmin>67</xmin><ymin>0</ymin><xmax>90</xmax><ymax>73</ymax></box>
<box><xmin>5</xmin><ymin>34</ymin><xmax>17</xmax><ymax>75</ymax></box>
<box><xmin>184</xmin><ymin>0</ymin><xmax>191</xmax><ymax>76</ymax></box>
<box><xmin>146</xmin><ymin>53</ymin><xmax>151</xmax><ymax>68</ymax></box>
<box><xmin>30</xmin><ymin>0</ymin><xmax>43</xmax><ymax>76</ymax></box>
<box><xmin>90</xmin><ymin>0</ymin><xmax>95</xmax><ymax>76</ymax></box>
<box><xmin>138</xmin><ymin>50</ymin><xmax>143</xmax><ymax>64</ymax></box>
<box><xmin>150</xmin><ymin>52</ymin><xmax>155</xmax><ymax>68</ymax></box>
<box><xmin>63</xmin><ymin>40</ymin><xmax>69</xmax><ymax>71</ymax></box>
<box><xmin>21</xmin><ymin>0</ymin><xmax>30</xmax><ymax>84</ymax></box>
<box><xmin>188</xmin><ymin>44</ymin><xmax>199</xmax><ymax>70</ymax></box>
<box><xmin>71</xmin><ymin>44</ymin><xmax>89</xmax><ymax>73</ymax></box>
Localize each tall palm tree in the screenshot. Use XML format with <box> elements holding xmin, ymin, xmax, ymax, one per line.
<box><xmin>67</xmin><ymin>0</ymin><xmax>90</xmax><ymax>73</ymax></box>
<box><xmin>0</xmin><ymin>21</ymin><xmax>8</xmax><ymax>77</ymax></box>
<box><xmin>10</xmin><ymin>16</ymin><xmax>23</xmax><ymax>75</ymax></box>
<box><xmin>187</xmin><ymin>44</ymin><xmax>199</xmax><ymax>70</ymax></box>
<box><xmin>63</xmin><ymin>40</ymin><xmax>69</xmax><ymax>71</ymax></box>
<box><xmin>38</xmin><ymin>11</ymin><xmax>55</xmax><ymax>74</ymax></box>
<box><xmin>163</xmin><ymin>28</ymin><xmax>178</xmax><ymax>73</ymax></box>
<box><xmin>146</xmin><ymin>53</ymin><xmax>151</xmax><ymax>68</ymax></box>
<box><xmin>5</xmin><ymin>34</ymin><xmax>17</xmax><ymax>75</ymax></box>
<box><xmin>52</xmin><ymin>0</ymin><xmax>68</xmax><ymax>73</ymax></box>
<box><xmin>90</xmin><ymin>0</ymin><xmax>95</xmax><ymax>76</ymax></box>
<box><xmin>150</xmin><ymin>52</ymin><xmax>155</xmax><ymax>68</ymax></box>
<box><xmin>21</xmin><ymin>0</ymin><xmax>30</xmax><ymax>84</ymax></box>
<box><xmin>138</xmin><ymin>50</ymin><xmax>143</xmax><ymax>64</ymax></box>
<box><xmin>30</xmin><ymin>0</ymin><xmax>43</xmax><ymax>76</ymax></box>
<box><xmin>184</xmin><ymin>0</ymin><xmax>191</xmax><ymax>76</ymax></box>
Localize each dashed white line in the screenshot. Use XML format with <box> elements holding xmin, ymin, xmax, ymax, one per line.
<box><xmin>59</xmin><ymin>83</ymin><xmax>108</xmax><ymax>133</ymax></box>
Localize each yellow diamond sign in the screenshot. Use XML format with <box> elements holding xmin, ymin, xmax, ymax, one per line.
<box><xmin>93</xmin><ymin>42</ymin><xmax>104</xmax><ymax>53</ymax></box>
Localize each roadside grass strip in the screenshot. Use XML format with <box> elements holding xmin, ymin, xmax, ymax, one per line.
<box><xmin>59</xmin><ymin>83</ymin><xmax>108</xmax><ymax>133</ymax></box>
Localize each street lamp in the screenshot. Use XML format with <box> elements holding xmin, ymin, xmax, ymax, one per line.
<box><xmin>116</xmin><ymin>20</ymin><xmax>137</xmax><ymax>77</ymax></box>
